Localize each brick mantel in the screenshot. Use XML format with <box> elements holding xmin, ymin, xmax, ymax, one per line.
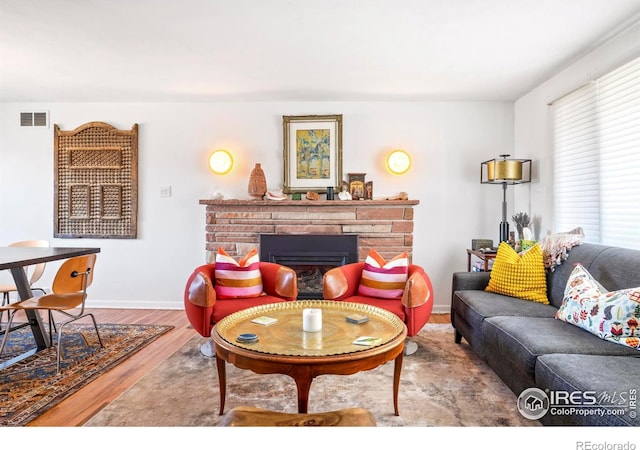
<box><xmin>199</xmin><ymin>199</ymin><xmax>419</xmax><ymax>263</ymax></box>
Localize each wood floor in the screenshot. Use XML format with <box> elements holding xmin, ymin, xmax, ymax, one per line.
<box><xmin>28</xmin><ymin>309</ymin><xmax>450</xmax><ymax>426</ymax></box>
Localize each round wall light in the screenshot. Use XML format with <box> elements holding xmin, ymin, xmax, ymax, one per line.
<box><xmin>208</xmin><ymin>149</ymin><xmax>234</xmax><ymax>175</ymax></box>
<box><xmin>386</xmin><ymin>149</ymin><xmax>412</xmax><ymax>175</ymax></box>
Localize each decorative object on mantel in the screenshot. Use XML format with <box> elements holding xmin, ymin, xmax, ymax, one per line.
<box><xmin>326</xmin><ymin>186</ymin><xmax>335</xmax><ymax>200</ymax></box>
<box><xmin>53</xmin><ymin>121</ymin><xmax>138</xmax><ymax>239</ymax></box>
<box><xmin>365</xmin><ymin>181</ymin><xmax>373</xmax><ymax>200</ymax></box>
<box><xmin>384</xmin><ymin>192</ymin><xmax>408</xmax><ymax>201</ymax></box>
<box><xmin>248</xmin><ymin>163</ymin><xmax>267</xmax><ymax>199</ymax></box>
<box><xmin>338</xmin><ymin>189</ymin><xmax>352</xmax><ymax>201</ymax></box>
<box><xmin>347</xmin><ymin>173</ymin><xmax>366</xmax><ymax>200</ymax></box>
<box><xmin>306</xmin><ymin>191</ymin><xmax>320</xmax><ymax>200</ymax></box>
<box><xmin>282</xmin><ymin>114</ymin><xmax>343</xmax><ymax>194</ymax></box>
<box><xmin>265</xmin><ymin>189</ymin><xmax>287</xmax><ymax>201</ymax></box>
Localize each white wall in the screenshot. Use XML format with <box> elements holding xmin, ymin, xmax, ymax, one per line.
<box><xmin>0</xmin><ymin>101</ymin><xmax>514</xmax><ymax>313</ymax></box>
<box><xmin>514</xmin><ymin>20</ymin><xmax>640</xmax><ymax>238</ymax></box>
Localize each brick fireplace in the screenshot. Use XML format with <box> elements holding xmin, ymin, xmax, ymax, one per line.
<box><xmin>199</xmin><ymin>198</ymin><xmax>419</xmax><ymax>265</ymax></box>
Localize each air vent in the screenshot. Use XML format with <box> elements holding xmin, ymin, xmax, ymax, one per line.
<box><xmin>20</xmin><ymin>111</ymin><xmax>49</xmax><ymax>127</ymax></box>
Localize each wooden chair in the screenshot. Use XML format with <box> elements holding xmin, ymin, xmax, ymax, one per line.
<box><xmin>0</xmin><ymin>240</ymin><xmax>50</xmax><ymax>326</ymax></box>
<box><xmin>0</xmin><ymin>254</ymin><xmax>102</xmax><ymax>372</ymax></box>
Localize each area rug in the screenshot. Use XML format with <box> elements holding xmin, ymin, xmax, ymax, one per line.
<box><xmin>0</xmin><ymin>322</ymin><xmax>173</xmax><ymax>426</ymax></box>
<box><xmin>86</xmin><ymin>324</ymin><xmax>540</xmax><ymax>427</ymax></box>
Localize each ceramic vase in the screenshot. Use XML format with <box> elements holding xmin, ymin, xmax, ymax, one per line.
<box><xmin>248</xmin><ymin>163</ymin><xmax>267</xmax><ymax>199</ymax></box>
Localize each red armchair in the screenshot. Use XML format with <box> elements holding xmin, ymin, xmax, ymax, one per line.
<box><xmin>323</xmin><ymin>262</ymin><xmax>433</xmax><ymax>355</ymax></box>
<box><xmin>184</xmin><ymin>261</ymin><xmax>298</xmax><ymax>355</ymax></box>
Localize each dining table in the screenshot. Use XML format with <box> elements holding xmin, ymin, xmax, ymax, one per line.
<box><xmin>0</xmin><ymin>246</ymin><xmax>101</xmax><ymax>368</ymax></box>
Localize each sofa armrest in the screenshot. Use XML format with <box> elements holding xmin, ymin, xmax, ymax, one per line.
<box><xmin>452</xmin><ymin>271</ymin><xmax>491</xmax><ymax>292</ymax></box>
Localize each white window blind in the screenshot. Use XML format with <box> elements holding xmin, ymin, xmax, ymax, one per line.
<box><xmin>552</xmin><ymin>56</ymin><xmax>640</xmax><ymax>250</ymax></box>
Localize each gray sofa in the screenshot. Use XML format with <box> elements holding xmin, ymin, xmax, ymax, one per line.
<box><xmin>451</xmin><ymin>242</ymin><xmax>640</xmax><ymax>426</ymax></box>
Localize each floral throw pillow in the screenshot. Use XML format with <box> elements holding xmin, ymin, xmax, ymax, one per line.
<box><xmin>555</xmin><ymin>264</ymin><xmax>640</xmax><ymax>350</ymax></box>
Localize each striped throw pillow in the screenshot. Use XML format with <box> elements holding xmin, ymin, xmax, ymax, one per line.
<box><xmin>214</xmin><ymin>247</ymin><xmax>263</xmax><ymax>299</ymax></box>
<box><xmin>358</xmin><ymin>249</ymin><xmax>409</xmax><ymax>299</ymax></box>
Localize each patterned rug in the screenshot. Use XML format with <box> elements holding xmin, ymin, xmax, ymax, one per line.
<box><xmin>86</xmin><ymin>324</ymin><xmax>541</xmax><ymax>427</ymax></box>
<box><xmin>0</xmin><ymin>322</ymin><xmax>173</xmax><ymax>426</ymax></box>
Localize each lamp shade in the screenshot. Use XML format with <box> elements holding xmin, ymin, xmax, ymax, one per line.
<box><xmin>208</xmin><ymin>149</ymin><xmax>234</xmax><ymax>175</ymax></box>
<box><xmin>386</xmin><ymin>149</ymin><xmax>412</xmax><ymax>175</ymax></box>
<box><xmin>481</xmin><ymin>154</ymin><xmax>531</xmax><ymax>185</ymax></box>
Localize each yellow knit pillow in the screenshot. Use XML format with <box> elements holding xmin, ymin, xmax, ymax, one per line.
<box><xmin>485</xmin><ymin>242</ymin><xmax>549</xmax><ymax>304</ymax></box>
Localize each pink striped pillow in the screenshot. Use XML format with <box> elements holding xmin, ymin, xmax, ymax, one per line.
<box><xmin>214</xmin><ymin>247</ymin><xmax>263</xmax><ymax>299</ymax></box>
<box><xmin>358</xmin><ymin>249</ymin><xmax>409</xmax><ymax>299</ymax></box>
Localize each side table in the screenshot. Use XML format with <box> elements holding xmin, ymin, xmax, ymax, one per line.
<box><xmin>466</xmin><ymin>249</ymin><xmax>497</xmax><ymax>272</ymax></box>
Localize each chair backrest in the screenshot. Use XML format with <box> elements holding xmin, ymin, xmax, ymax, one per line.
<box><xmin>8</xmin><ymin>240</ymin><xmax>50</xmax><ymax>285</ymax></box>
<box><xmin>52</xmin><ymin>254</ymin><xmax>97</xmax><ymax>295</ymax></box>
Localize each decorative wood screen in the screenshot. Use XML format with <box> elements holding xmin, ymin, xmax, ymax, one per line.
<box><xmin>54</xmin><ymin>121</ymin><xmax>138</xmax><ymax>238</ymax></box>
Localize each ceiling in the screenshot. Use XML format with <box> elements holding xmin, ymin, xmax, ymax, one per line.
<box><xmin>1</xmin><ymin>0</ymin><xmax>640</xmax><ymax>103</ymax></box>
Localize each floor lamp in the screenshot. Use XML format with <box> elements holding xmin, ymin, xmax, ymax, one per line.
<box><xmin>480</xmin><ymin>155</ymin><xmax>531</xmax><ymax>242</ymax></box>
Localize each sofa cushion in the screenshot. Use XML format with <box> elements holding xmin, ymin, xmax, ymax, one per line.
<box><xmin>556</xmin><ymin>264</ymin><xmax>640</xmax><ymax>351</ymax></box>
<box><xmin>482</xmin><ymin>316</ymin><xmax>640</xmax><ymax>389</ymax></box>
<box><xmin>357</xmin><ymin>249</ymin><xmax>408</xmax><ymax>299</ymax></box>
<box><xmin>535</xmin><ymin>354</ymin><xmax>640</xmax><ymax>426</ymax></box>
<box><xmin>214</xmin><ymin>247</ymin><xmax>264</xmax><ymax>299</ymax></box>
<box><xmin>452</xmin><ymin>290</ymin><xmax>557</xmax><ymax>357</ymax></box>
<box><xmin>485</xmin><ymin>242</ymin><xmax>549</xmax><ymax>304</ymax></box>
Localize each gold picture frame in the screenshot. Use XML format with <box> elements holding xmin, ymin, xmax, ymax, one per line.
<box><xmin>283</xmin><ymin>114</ymin><xmax>342</xmax><ymax>194</ymax></box>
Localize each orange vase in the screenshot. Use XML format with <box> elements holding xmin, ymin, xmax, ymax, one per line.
<box><xmin>248</xmin><ymin>163</ymin><xmax>267</xmax><ymax>199</ymax></box>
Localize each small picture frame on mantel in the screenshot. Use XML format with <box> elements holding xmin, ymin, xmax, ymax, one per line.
<box><xmin>365</xmin><ymin>181</ymin><xmax>373</xmax><ymax>200</ymax></box>
<box><xmin>348</xmin><ymin>173</ymin><xmax>366</xmax><ymax>200</ymax></box>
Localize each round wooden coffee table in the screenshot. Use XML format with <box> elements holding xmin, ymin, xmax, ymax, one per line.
<box><xmin>211</xmin><ymin>300</ymin><xmax>408</xmax><ymax>415</ymax></box>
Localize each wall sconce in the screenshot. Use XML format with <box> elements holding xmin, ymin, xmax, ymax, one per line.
<box><xmin>208</xmin><ymin>149</ymin><xmax>234</xmax><ymax>175</ymax></box>
<box><xmin>386</xmin><ymin>149</ymin><xmax>412</xmax><ymax>175</ymax></box>
<box><xmin>480</xmin><ymin>154</ymin><xmax>531</xmax><ymax>242</ymax></box>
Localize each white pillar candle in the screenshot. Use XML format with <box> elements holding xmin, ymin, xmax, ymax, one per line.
<box><xmin>302</xmin><ymin>308</ymin><xmax>322</xmax><ymax>332</ymax></box>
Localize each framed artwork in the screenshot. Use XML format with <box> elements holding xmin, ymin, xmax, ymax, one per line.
<box><xmin>283</xmin><ymin>114</ymin><xmax>342</xmax><ymax>193</ymax></box>
<box><xmin>365</xmin><ymin>181</ymin><xmax>373</xmax><ymax>200</ymax></box>
<box><xmin>348</xmin><ymin>173</ymin><xmax>366</xmax><ymax>200</ymax></box>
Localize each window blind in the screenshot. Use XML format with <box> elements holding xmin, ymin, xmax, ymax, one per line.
<box><xmin>552</xmin><ymin>56</ymin><xmax>640</xmax><ymax>250</ymax></box>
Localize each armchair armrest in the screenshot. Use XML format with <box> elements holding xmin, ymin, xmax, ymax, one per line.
<box><xmin>323</xmin><ymin>262</ymin><xmax>365</xmax><ymax>300</ymax></box>
<box><xmin>184</xmin><ymin>264</ymin><xmax>217</xmax><ymax>337</ymax></box>
<box><xmin>258</xmin><ymin>261</ymin><xmax>298</xmax><ymax>300</ymax></box>
<box><xmin>401</xmin><ymin>266</ymin><xmax>433</xmax><ymax>308</ymax></box>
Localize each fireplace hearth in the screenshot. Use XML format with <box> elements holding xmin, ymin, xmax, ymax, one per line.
<box><xmin>260</xmin><ymin>234</ymin><xmax>358</xmax><ymax>299</ymax></box>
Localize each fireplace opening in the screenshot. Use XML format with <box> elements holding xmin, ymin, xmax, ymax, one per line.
<box><xmin>260</xmin><ymin>234</ymin><xmax>358</xmax><ymax>299</ymax></box>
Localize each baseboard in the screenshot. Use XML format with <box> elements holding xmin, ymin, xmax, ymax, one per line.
<box><xmin>87</xmin><ymin>299</ymin><xmax>184</xmax><ymax>310</ymax></box>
